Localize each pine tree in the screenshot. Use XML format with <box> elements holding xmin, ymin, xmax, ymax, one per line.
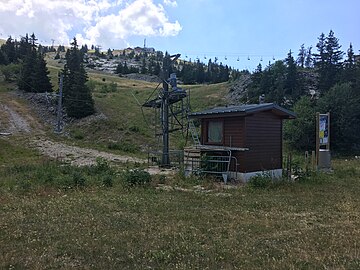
<box><xmin>314</xmin><ymin>30</ymin><xmax>344</xmax><ymax>93</ymax></box>
<box><xmin>195</xmin><ymin>59</ymin><xmax>205</xmax><ymax>83</ymax></box>
<box><xmin>285</xmin><ymin>50</ymin><xmax>300</xmax><ymax>102</ymax></box>
<box><xmin>304</xmin><ymin>46</ymin><xmax>313</xmax><ymax>68</ymax></box>
<box><xmin>115</xmin><ymin>62</ymin><xmax>123</xmax><ymax>74</ymax></box>
<box><xmin>18</xmin><ymin>43</ymin><xmax>37</xmax><ymax>92</ymax></box>
<box><xmin>2</xmin><ymin>36</ymin><xmax>16</xmax><ymax>63</ymax></box>
<box><xmin>343</xmin><ymin>43</ymin><xmax>356</xmax><ymax>83</ymax></box>
<box><xmin>140</xmin><ymin>58</ymin><xmax>147</xmax><ymax>74</ymax></box>
<box><xmin>245</xmin><ymin>63</ymin><xmax>263</xmax><ymax>103</ymax></box>
<box><xmin>297</xmin><ymin>44</ymin><xmax>306</xmax><ymax>68</ymax></box>
<box><xmin>314</xmin><ymin>33</ymin><xmax>327</xmax><ymax>70</ymax></box>
<box><xmin>123</xmin><ymin>62</ymin><xmax>129</xmax><ymax>74</ymax></box>
<box><xmin>16</xmin><ymin>33</ymin><xmax>52</xmax><ymax>93</ymax></box>
<box><xmin>62</xmin><ymin>38</ymin><xmax>95</xmax><ymax>118</ymax></box>
<box><xmin>0</xmin><ymin>47</ymin><xmax>9</xmax><ymax>65</ymax></box>
<box><xmin>34</xmin><ymin>53</ymin><xmax>52</xmax><ymax>92</ymax></box>
<box><xmin>154</xmin><ymin>62</ymin><xmax>161</xmax><ymax>76</ymax></box>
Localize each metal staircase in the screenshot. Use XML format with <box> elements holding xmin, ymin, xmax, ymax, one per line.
<box><xmin>188</xmin><ymin>119</ymin><xmax>201</xmax><ymax>145</ymax></box>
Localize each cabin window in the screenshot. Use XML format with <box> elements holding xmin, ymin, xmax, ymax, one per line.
<box><xmin>207</xmin><ymin>121</ymin><xmax>223</xmax><ymax>143</ymax></box>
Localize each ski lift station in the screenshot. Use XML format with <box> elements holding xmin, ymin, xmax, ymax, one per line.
<box><xmin>140</xmin><ymin>67</ymin><xmax>296</xmax><ymax>183</ymax></box>
<box><xmin>185</xmin><ymin>103</ymin><xmax>296</xmax><ymax>182</ymax></box>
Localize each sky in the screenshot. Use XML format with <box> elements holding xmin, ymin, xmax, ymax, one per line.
<box><xmin>0</xmin><ymin>0</ymin><xmax>359</xmax><ymax>71</ymax></box>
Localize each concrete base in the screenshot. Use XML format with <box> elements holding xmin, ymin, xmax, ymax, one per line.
<box><xmin>184</xmin><ymin>167</ymin><xmax>283</xmax><ymax>184</ymax></box>
<box><xmin>229</xmin><ymin>169</ymin><xmax>283</xmax><ymax>182</ymax></box>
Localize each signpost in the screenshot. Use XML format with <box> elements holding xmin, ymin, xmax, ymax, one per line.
<box><xmin>316</xmin><ymin>112</ymin><xmax>331</xmax><ymax>170</ymax></box>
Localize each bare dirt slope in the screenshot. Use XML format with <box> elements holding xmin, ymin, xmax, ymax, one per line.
<box><xmin>0</xmin><ymin>91</ymin><xmax>146</xmax><ymax>166</ymax></box>
<box><xmin>31</xmin><ymin>138</ymin><xmax>144</xmax><ymax>166</ymax></box>
<box><xmin>0</xmin><ymin>92</ymin><xmax>43</xmax><ymax>134</ymax></box>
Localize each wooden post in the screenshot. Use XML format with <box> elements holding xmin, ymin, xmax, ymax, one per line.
<box><xmin>305</xmin><ymin>151</ymin><xmax>309</xmax><ymax>173</ymax></box>
<box><xmin>316</xmin><ymin>112</ymin><xmax>320</xmax><ymax>169</ymax></box>
<box><xmin>311</xmin><ymin>151</ymin><xmax>316</xmax><ymax>171</ymax></box>
<box><xmin>288</xmin><ymin>153</ymin><xmax>292</xmax><ymax>181</ymax></box>
<box><xmin>327</xmin><ymin>112</ymin><xmax>330</xmax><ymax>150</ymax></box>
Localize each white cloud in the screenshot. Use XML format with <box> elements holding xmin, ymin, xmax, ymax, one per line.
<box><xmin>78</xmin><ymin>0</ymin><xmax>182</xmax><ymax>48</ymax></box>
<box><xmin>0</xmin><ymin>0</ymin><xmax>181</xmax><ymax>48</ymax></box>
<box><xmin>163</xmin><ymin>0</ymin><xmax>177</xmax><ymax>7</ymax></box>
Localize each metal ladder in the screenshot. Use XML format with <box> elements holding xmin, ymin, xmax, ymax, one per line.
<box><xmin>188</xmin><ymin>119</ymin><xmax>201</xmax><ymax>145</ymax></box>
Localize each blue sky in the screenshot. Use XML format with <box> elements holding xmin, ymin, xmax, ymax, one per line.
<box><xmin>0</xmin><ymin>0</ymin><xmax>359</xmax><ymax>71</ymax></box>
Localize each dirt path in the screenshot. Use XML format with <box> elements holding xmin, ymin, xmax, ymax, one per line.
<box><xmin>1</xmin><ymin>91</ymin><xmax>146</xmax><ymax>166</ymax></box>
<box><xmin>0</xmin><ymin>103</ymin><xmax>31</xmax><ymax>133</ymax></box>
<box><xmin>0</xmin><ymin>92</ymin><xmax>44</xmax><ymax>134</ymax></box>
<box><xmin>31</xmin><ymin>138</ymin><xmax>145</xmax><ymax>166</ymax></box>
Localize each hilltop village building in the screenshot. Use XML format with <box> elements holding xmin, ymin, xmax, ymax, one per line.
<box><xmin>185</xmin><ymin>103</ymin><xmax>296</xmax><ymax>182</ymax></box>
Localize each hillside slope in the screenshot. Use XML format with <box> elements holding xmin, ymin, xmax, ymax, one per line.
<box><xmin>0</xmin><ymin>65</ymin><xmax>229</xmax><ymax>163</ymax></box>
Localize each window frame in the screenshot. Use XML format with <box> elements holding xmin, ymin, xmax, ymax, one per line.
<box><xmin>205</xmin><ymin>119</ymin><xmax>224</xmax><ymax>145</ymax></box>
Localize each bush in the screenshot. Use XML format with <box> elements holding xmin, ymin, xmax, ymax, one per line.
<box><xmin>102</xmin><ymin>174</ymin><xmax>114</xmax><ymax>187</ymax></box>
<box><xmin>72</xmin><ymin>129</ymin><xmax>84</xmax><ymax>140</ymax></box>
<box><xmin>71</xmin><ymin>171</ymin><xmax>86</xmax><ymax>187</ymax></box>
<box><xmin>248</xmin><ymin>173</ymin><xmax>272</xmax><ymax>189</ymax></box>
<box><xmin>0</xmin><ymin>63</ymin><xmax>21</xmax><ymax>82</ymax></box>
<box><xmin>129</xmin><ymin>125</ymin><xmax>140</xmax><ymax>133</ymax></box>
<box><xmin>107</xmin><ymin>141</ymin><xmax>139</xmax><ymax>153</ymax></box>
<box><xmin>91</xmin><ymin>158</ymin><xmax>115</xmax><ymax>187</ymax></box>
<box><xmin>93</xmin><ymin>157</ymin><xmax>112</xmax><ymax>174</ymax></box>
<box><xmin>123</xmin><ymin>169</ymin><xmax>151</xmax><ymax>187</ymax></box>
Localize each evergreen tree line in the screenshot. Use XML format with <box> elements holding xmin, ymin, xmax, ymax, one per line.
<box><xmin>0</xmin><ymin>34</ymin><xmax>52</xmax><ymax>93</ymax></box>
<box><xmin>243</xmin><ymin>30</ymin><xmax>360</xmax><ymax>153</ymax></box>
<box><xmin>114</xmin><ymin>51</ymin><xmax>236</xmax><ymax>84</ymax></box>
<box><xmin>0</xmin><ymin>34</ymin><xmax>94</xmax><ymax>119</ymax></box>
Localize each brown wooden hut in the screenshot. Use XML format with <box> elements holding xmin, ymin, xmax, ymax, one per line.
<box><xmin>185</xmin><ymin>103</ymin><xmax>296</xmax><ymax>182</ymax></box>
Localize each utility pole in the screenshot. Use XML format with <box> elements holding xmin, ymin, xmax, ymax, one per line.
<box><xmin>56</xmin><ymin>73</ymin><xmax>63</xmax><ymax>133</ymax></box>
<box><xmin>161</xmin><ymin>76</ymin><xmax>170</xmax><ymax>167</ymax></box>
<box><xmin>160</xmin><ymin>53</ymin><xmax>181</xmax><ymax>167</ymax></box>
<box><xmin>161</xmin><ymin>53</ymin><xmax>170</xmax><ymax>167</ymax></box>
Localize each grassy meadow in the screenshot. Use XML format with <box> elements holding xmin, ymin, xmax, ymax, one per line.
<box><xmin>1</xmin><ymin>142</ymin><xmax>360</xmax><ymax>269</ymax></box>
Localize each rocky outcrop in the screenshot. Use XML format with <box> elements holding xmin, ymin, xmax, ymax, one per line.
<box><xmin>123</xmin><ymin>73</ymin><xmax>162</xmax><ymax>83</ymax></box>
<box><xmin>226</xmin><ymin>73</ymin><xmax>252</xmax><ymax>104</ymax></box>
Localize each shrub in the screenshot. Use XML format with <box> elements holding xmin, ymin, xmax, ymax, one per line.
<box><xmin>71</xmin><ymin>171</ymin><xmax>86</xmax><ymax>188</ymax></box>
<box><xmin>102</xmin><ymin>174</ymin><xmax>114</xmax><ymax>187</ymax></box>
<box><xmin>72</xmin><ymin>129</ymin><xmax>84</xmax><ymax>140</ymax></box>
<box><xmin>248</xmin><ymin>173</ymin><xmax>272</xmax><ymax>189</ymax></box>
<box><xmin>0</xmin><ymin>63</ymin><xmax>21</xmax><ymax>82</ymax></box>
<box><xmin>129</xmin><ymin>125</ymin><xmax>140</xmax><ymax>133</ymax></box>
<box><xmin>93</xmin><ymin>157</ymin><xmax>112</xmax><ymax>173</ymax></box>
<box><xmin>123</xmin><ymin>169</ymin><xmax>151</xmax><ymax>187</ymax></box>
<box><xmin>107</xmin><ymin>141</ymin><xmax>139</xmax><ymax>153</ymax></box>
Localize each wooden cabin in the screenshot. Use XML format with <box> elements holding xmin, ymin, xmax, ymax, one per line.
<box><xmin>186</xmin><ymin>103</ymin><xmax>296</xmax><ymax>182</ymax></box>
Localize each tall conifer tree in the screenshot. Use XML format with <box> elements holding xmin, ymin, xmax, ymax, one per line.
<box><xmin>62</xmin><ymin>38</ymin><xmax>95</xmax><ymax>118</ymax></box>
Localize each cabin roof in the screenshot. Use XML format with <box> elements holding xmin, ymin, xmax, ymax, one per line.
<box><xmin>188</xmin><ymin>103</ymin><xmax>296</xmax><ymax>119</ymax></box>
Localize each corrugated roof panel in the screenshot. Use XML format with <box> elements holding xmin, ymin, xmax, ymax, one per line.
<box><xmin>189</xmin><ymin>103</ymin><xmax>296</xmax><ymax>118</ymax></box>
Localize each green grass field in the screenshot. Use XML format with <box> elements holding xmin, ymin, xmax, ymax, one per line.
<box><xmin>1</xmin><ymin>145</ymin><xmax>359</xmax><ymax>269</ymax></box>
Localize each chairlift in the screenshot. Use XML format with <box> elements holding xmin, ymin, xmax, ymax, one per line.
<box><xmin>204</xmin><ymin>55</ymin><xmax>207</xmax><ymax>59</ymax></box>
<box><xmin>272</xmin><ymin>56</ymin><xmax>275</xmax><ymax>60</ymax></box>
<box><xmin>260</xmin><ymin>57</ymin><xmax>263</xmax><ymax>61</ymax></box>
<box><xmin>185</xmin><ymin>55</ymin><xmax>188</xmax><ymax>58</ymax></box>
<box><xmin>225</xmin><ymin>56</ymin><xmax>227</xmax><ymax>60</ymax></box>
<box><xmin>237</xmin><ymin>57</ymin><xmax>239</xmax><ymax>61</ymax></box>
<box><xmin>247</xmin><ymin>56</ymin><xmax>250</xmax><ymax>60</ymax></box>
